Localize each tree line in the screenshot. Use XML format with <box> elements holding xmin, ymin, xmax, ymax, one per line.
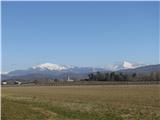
<box><xmin>87</xmin><ymin>71</ymin><xmax>160</xmax><ymax>81</ymax></box>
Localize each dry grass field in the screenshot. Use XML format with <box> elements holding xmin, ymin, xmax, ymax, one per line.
<box><xmin>2</xmin><ymin>85</ymin><xmax>160</xmax><ymax>120</ymax></box>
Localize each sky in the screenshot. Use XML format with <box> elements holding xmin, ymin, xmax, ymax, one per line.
<box><xmin>2</xmin><ymin>1</ymin><xmax>159</xmax><ymax>72</ymax></box>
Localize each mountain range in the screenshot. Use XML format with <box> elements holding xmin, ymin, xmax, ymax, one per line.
<box><xmin>1</xmin><ymin>61</ymin><xmax>159</xmax><ymax>81</ymax></box>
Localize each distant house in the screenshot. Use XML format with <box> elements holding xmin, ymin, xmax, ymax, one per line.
<box><xmin>14</xmin><ymin>81</ymin><xmax>22</xmax><ymax>85</ymax></box>
<box><xmin>67</xmin><ymin>76</ymin><xmax>74</xmax><ymax>82</ymax></box>
<box><xmin>2</xmin><ymin>81</ymin><xmax>7</xmax><ymax>85</ymax></box>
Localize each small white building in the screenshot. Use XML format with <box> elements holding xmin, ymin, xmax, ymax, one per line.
<box><xmin>2</xmin><ymin>81</ymin><xmax>7</xmax><ymax>85</ymax></box>
<box><xmin>67</xmin><ymin>76</ymin><xmax>74</xmax><ymax>82</ymax></box>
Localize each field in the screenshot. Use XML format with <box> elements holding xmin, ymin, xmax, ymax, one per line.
<box><xmin>2</xmin><ymin>85</ymin><xmax>160</xmax><ymax>120</ymax></box>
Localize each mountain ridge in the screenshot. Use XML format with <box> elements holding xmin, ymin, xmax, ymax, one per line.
<box><xmin>2</xmin><ymin>61</ymin><xmax>158</xmax><ymax>81</ymax></box>
<box><xmin>3</xmin><ymin>61</ymin><xmax>144</xmax><ymax>75</ymax></box>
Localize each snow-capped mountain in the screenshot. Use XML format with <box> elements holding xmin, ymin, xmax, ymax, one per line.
<box><xmin>32</xmin><ymin>63</ymin><xmax>75</xmax><ymax>71</ymax></box>
<box><xmin>4</xmin><ymin>63</ymin><xmax>106</xmax><ymax>77</ymax></box>
<box><xmin>31</xmin><ymin>61</ymin><xmax>144</xmax><ymax>72</ymax></box>
<box><xmin>1</xmin><ymin>61</ymin><xmax>147</xmax><ymax>80</ymax></box>
<box><xmin>112</xmin><ymin>61</ymin><xmax>145</xmax><ymax>70</ymax></box>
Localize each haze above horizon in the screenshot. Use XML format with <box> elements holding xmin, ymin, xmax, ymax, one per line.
<box><xmin>2</xmin><ymin>1</ymin><xmax>159</xmax><ymax>72</ymax></box>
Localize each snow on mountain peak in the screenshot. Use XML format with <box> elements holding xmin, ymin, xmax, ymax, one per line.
<box><xmin>30</xmin><ymin>61</ymin><xmax>145</xmax><ymax>72</ymax></box>
<box><xmin>111</xmin><ymin>61</ymin><xmax>144</xmax><ymax>70</ymax></box>
<box><xmin>32</xmin><ymin>63</ymin><xmax>75</xmax><ymax>71</ymax></box>
<box><xmin>122</xmin><ymin>61</ymin><xmax>134</xmax><ymax>69</ymax></box>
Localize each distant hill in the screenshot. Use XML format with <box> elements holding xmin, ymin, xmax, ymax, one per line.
<box><xmin>1</xmin><ymin>62</ymin><xmax>159</xmax><ymax>81</ymax></box>
<box><xmin>119</xmin><ymin>64</ymin><xmax>160</xmax><ymax>74</ymax></box>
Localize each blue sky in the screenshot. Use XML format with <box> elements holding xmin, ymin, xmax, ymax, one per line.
<box><xmin>2</xmin><ymin>1</ymin><xmax>159</xmax><ymax>72</ymax></box>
